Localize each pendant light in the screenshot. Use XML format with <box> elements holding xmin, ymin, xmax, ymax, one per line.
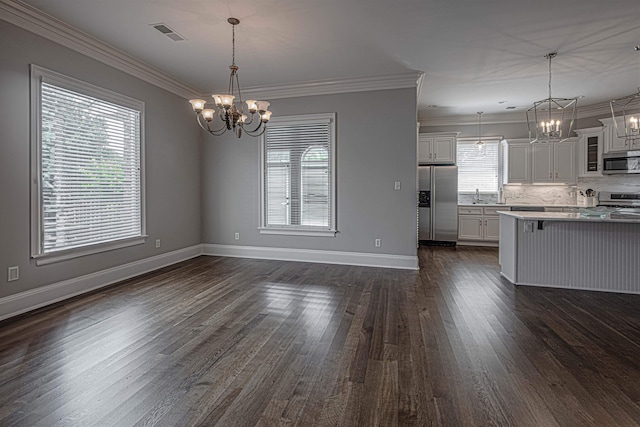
<box><xmin>476</xmin><ymin>111</ymin><xmax>484</xmax><ymax>150</ymax></box>
<box><xmin>609</xmin><ymin>45</ymin><xmax>640</xmax><ymax>142</ymax></box>
<box><xmin>526</xmin><ymin>52</ymin><xmax>577</xmax><ymax>143</ymax></box>
<box><xmin>189</xmin><ymin>18</ymin><xmax>272</xmax><ymax>138</ymax></box>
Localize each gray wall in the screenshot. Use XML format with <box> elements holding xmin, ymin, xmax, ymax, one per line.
<box><xmin>201</xmin><ymin>88</ymin><xmax>418</xmax><ymax>257</ymax></box>
<box><xmin>0</xmin><ymin>20</ymin><xmax>201</xmax><ymax>297</ymax></box>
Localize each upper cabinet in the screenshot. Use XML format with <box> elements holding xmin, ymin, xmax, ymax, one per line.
<box><xmin>502</xmin><ymin>140</ymin><xmax>531</xmax><ymax>184</ymax></box>
<box><xmin>601</xmin><ymin>117</ymin><xmax>640</xmax><ymax>153</ymax></box>
<box><xmin>418</xmin><ymin>132</ymin><xmax>457</xmax><ymax>164</ymax></box>
<box><xmin>502</xmin><ymin>138</ymin><xmax>576</xmax><ymax>184</ymax></box>
<box><xmin>575</xmin><ymin>127</ymin><xmax>604</xmax><ymax>177</ymax></box>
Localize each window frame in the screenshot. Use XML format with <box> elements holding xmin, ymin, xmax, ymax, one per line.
<box><xmin>456</xmin><ymin>136</ymin><xmax>503</xmax><ymax>195</ymax></box>
<box><xmin>30</xmin><ymin>65</ymin><xmax>147</xmax><ymax>265</ymax></box>
<box><xmin>259</xmin><ymin>113</ymin><xmax>337</xmax><ymax>237</ymax></box>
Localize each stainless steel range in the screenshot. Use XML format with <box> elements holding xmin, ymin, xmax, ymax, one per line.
<box><xmin>598</xmin><ymin>191</ymin><xmax>640</xmax><ymax>208</ymax></box>
<box><xmin>598</xmin><ymin>192</ymin><xmax>640</xmax><ymax>219</ymax></box>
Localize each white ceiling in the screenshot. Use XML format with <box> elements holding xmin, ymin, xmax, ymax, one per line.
<box><xmin>19</xmin><ymin>0</ymin><xmax>640</xmax><ymax>122</ymax></box>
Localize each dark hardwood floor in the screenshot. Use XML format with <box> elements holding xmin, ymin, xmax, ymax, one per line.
<box><xmin>0</xmin><ymin>246</ymin><xmax>639</xmax><ymax>426</ymax></box>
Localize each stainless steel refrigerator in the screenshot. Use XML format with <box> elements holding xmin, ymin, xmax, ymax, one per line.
<box><xmin>418</xmin><ymin>165</ymin><xmax>458</xmax><ymax>245</ymax></box>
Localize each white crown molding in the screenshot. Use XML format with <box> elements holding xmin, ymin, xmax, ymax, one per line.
<box><xmin>419</xmin><ymin>100</ymin><xmax>615</xmax><ymax>127</ymax></box>
<box><xmin>0</xmin><ymin>0</ymin><xmax>200</xmax><ymax>100</ymax></box>
<box><xmin>208</xmin><ymin>71</ymin><xmax>425</xmax><ymax>101</ymax></box>
<box><xmin>202</xmin><ymin>244</ymin><xmax>419</xmax><ymax>270</ymax></box>
<box><xmin>419</xmin><ymin>111</ymin><xmax>528</xmax><ymax>126</ymax></box>
<box><xmin>0</xmin><ymin>245</ymin><xmax>203</xmax><ymax>321</ymax></box>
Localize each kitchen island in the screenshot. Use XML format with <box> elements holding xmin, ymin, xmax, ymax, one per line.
<box><xmin>499</xmin><ymin>211</ymin><xmax>640</xmax><ymax>294</ymax></box>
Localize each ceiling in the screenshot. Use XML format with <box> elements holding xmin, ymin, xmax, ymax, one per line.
<box><xmin>18</xmin><ymin>0</ymin><xmax>640</xmax><ymax>123</ymax></box>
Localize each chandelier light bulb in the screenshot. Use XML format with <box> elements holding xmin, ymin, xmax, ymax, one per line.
<box><xmin>189</xmin><ymin>99</ymin><xmax>206</xmax><ymax>112</ymax></box>
<box><xmin>221</xmin><ymin>95</ymin><xmax>235</xmax><ymax>108</ymax></box>
<box><xmin>256</xmin><ymin>100</ymin><xmax>270</xmax><ymax>112</ymax></box>
<box><xmin>202</xmin><ymin>109</ymin><xmax>215</xmax><ymax>121</ymax></box>
<box><xmin>246</xmin><ymin>100</ymin><xmax>257</xmax><ymax>113</ymax></box>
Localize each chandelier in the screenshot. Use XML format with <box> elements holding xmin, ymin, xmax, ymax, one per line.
<box><xmin>189</xmin><ymin>18</ymin><xmax>272</xmax><ymax>138</ymax></box>
<box><xmin>475</xmin><ymin>111</ymin><xmax>484</xmax><ymax>150</ymax></box>
<box><xmin>609</xmin><ymin>45</ymin><xmax>640</xmax><ymax>142</ymax></box>
<box><xmin>526</xmin><ymin>52</ymin><xmax>577</xmax><ymax>143</ymax></box>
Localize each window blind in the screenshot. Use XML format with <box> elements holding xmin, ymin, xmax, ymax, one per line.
<box><xmin>39</xmin><ymin>82</ymin><xmax>142</xmax><ymax>253</ymax></box>
<box><xmin>262</xmin><ymin>116</ymin><xmax>334</xmax><ymax>232</ymax></box>
<box><xmin>457</xmin><ymin>140</ymin><xmax>499</xmax><ymax>192</ymax></box>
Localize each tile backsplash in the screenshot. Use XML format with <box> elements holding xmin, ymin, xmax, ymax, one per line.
<box><xmin>502</xmin><ymin>185</ymin><xmax>576</xmax><ymax>205</ymax></box>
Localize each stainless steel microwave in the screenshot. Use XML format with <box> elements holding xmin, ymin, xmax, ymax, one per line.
<box><xmin>602</xmin><ymin>150</ymin><xmax>640</xmax><ymax>174</ymax></box>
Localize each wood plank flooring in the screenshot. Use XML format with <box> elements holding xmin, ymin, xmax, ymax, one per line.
<box><xmin>0</xmin><ymin>246</ymin><xmax>639</xmax><ymax>426</ymax></box>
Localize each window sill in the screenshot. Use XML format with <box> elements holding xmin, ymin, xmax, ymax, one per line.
<box><xmin>258</xmin><ymin>227</ymin><xmax>337</xmax><ymax>237</ymax></box>
<box><xmin>33</xmin><ymin>235</ymin><xmax>148</xmax><ymax>266</ymax></box>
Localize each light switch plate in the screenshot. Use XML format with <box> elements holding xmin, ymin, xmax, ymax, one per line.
<box><xmin>394</xmin><ymin>181</ymin><xmax>401</xmax><ymax>190</ymax></box>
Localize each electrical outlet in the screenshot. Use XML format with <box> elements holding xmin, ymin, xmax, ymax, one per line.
<box><xmin>375</xmin><ymin>238</ymin><xmax>381</xmax><ymax>247</ymax></box>
<box><xmin>234</xmin><ymin>232</ymin><xmax>240</xmax><ymax>240</ymax></box>
<box><xmin>8</xmin><ymin>266</ymin><xmax>19</xmax><ymax>282</ymax></box>
<box><xmin>394</xmin><ymin>181</ymin><xmax>401</xmax><ymax>190</ymax></box>
<box><xmin>155</xmin><ymin>239</ymin><xmax>161</xmax><ymax>248</ymax></box>
<box><xmin>524</xmin><ymin>221</ymin><xmax>534</xmax><ymax>233</ymax></box>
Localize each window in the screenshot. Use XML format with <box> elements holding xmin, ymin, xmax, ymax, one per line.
<box><xmin>30</xmin><ymin>65</ymin><xmax>145</xmax><ymax>264</ymax></box>
<box><xmin>260</xmin><ymin>113</ymin><xmax>336</xmax><ymax>236</ymax></box>
<box><xmin>457</xmin><ymin>138</ymin><xmax>500</xmax><ymax>193</ymax></box>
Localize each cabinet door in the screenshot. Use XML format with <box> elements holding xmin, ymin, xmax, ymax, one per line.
<box><xmin>458</xmin><ymin>215</ymin><xmax>483</xmax><ymax>240</ymax></box>
<box><xmin>418</xmin><ymin>136</ymin><xmax>433</xmax><ymax>163</ymax></box>
<box><xmin>531</xmin><ymin>144</ymin><xmax>554</xmax><ymax>182</ymax></box>
<box><xmin>484</xmin><ymin>217</ymin><xmax>500</xmax><ymax>241</ymax></box>
<box><xmin>505</xmin><ymin>144</ymin><xmax>530</xmax><ymax>183</ymax></box>
<box><xmin>554</xmin><ymin>142</ymin><xmax>576</xmax><ymax>183</ymax></box>
<box><xmin>606</xmin><ymin>123</ymin><xmax>629</xmax><ymax>152</ymax></box>
<box><xmin>577</xmin><ymin>131</ymin><xmax>603</xmax><ymax>177</ymax></box>
<box><xmin>432</xmin><ymin>137</ymin><xmax>456</xmax><ymax>164</ymax></box>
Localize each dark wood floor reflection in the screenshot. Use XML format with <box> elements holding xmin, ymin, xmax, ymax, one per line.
<box><xmin>0</xmin><ymin>247</ymin><xmax>639</xmax><ymax>426</ymax></box>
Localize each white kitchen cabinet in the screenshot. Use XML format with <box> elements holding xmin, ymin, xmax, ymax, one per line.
<box><xmin>458</xmin><ymin>206</ymin><xmax>507</xmax><ymax>244</ymax></box>
<box><xmin>502</xmin><ymin>140</ymin><xmax>531</xmax><ymax>184</ymax></box>
<box><xmin>458</xmin><ymin>214</ymin><xmax>483</xmax><ymax>240</ymax></box>
<box><xmin>418</xmin><ymin>133</ymin><xmax>457</xmax><ymax>164</ymax></box>
<box><xmin>575</xmin><ymin>127</ymin><xmax>603</xmax><ymax>177</ymax></box>
<box><xmin>484</xmin><ymin>217</ymin><xmax>500</xmax><ymax>240</ymax></box>
<box><xmin>601</xmin><ymin>117</ymin><xmax>640</xmax><ymax>153</ymax></box>
<box><xmin>531</xmin><ymin>141</ymin><xmax>576</xmax><ymax>184</ymax></box>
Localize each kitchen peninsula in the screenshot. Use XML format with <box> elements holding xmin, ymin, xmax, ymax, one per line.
<box><xmin>499</xmin><ymin>210</ymin><xmax>640</xmax><ymax>294</ymax></box>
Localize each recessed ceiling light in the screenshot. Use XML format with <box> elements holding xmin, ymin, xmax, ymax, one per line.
<box><xmin>505</xmin><ymin>106</ymin><xmax>517</xmax><ymax>110</ymax></box>
<box><xmin>577</xmin><ymin>95</ymin><xmax>586</xmax><ymax>99</ymax></box>
<box><xmin>428</xmin><ymin>105</ymin><xmax>438</xmax><ymax>108</ymax></box>
<box><xmin>498</xmin><ymin>100</ymin><xmax>508</xmax><ymax>104</ymax></box>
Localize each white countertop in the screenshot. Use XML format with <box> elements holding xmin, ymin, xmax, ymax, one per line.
<box><xmin>498</xmin><ymin>210</ymin><xmax>640</xmax><ymax>223</ymax></box>
<box><xmin>458</xmin><ymin>203</ymin><xmax>580</xmax><ymax>208</ymax></box>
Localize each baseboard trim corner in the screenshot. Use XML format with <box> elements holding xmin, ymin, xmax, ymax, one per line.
<box><xmin>0</xmin><ymin>244</ymin><xmax>202</xmax><ymax>322</ymax></box>
<box><xmin>202</xmin><ymin>244</ymin><xmax>418</xmax><ymax>270</ymax></box>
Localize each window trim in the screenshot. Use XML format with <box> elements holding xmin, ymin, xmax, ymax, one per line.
<box><xmin>258</xmin><ymin>113</ymin><xmax>337</xmax><ymax>237</ymax></box>
<box><xmin>30</xmin><ymin>65</ymin><xmax>147</xmax><ymax>265</ymax></box>
<box><xmin>456</xmin><ymin>136</ymin><xmax>503</xmax><ymax>195</ymax></box>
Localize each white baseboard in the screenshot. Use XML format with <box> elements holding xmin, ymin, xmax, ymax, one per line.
<box><xmin>0</xmin><ymin>245</ymin><xmax>202</xmax><ymax>322</ymax></box>
<box><xmin>202</xmin><ymin>244</ymin><xmax>418</xmax><ymax>270</ymax></box>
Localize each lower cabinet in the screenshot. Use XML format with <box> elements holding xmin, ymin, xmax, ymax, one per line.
<box><xmin>458</xmin><ymin>206</ymin><xmax>508</xmax><ymax>244</ymax></box>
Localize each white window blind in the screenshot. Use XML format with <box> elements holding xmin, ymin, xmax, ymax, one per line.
<box><xmin>261</xmin><ymin>114</ymin><xmax>336</xmax><ymax>236</ymax></box>
<box><xmin>31</xmin><ymin>65</ymin><xmax>145</xmax><ymax>261</ymax></box>
<box><xmin>457</xmin><ymin>139</ymin><xmax>500</xmax><ymax>193</ymax></box>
